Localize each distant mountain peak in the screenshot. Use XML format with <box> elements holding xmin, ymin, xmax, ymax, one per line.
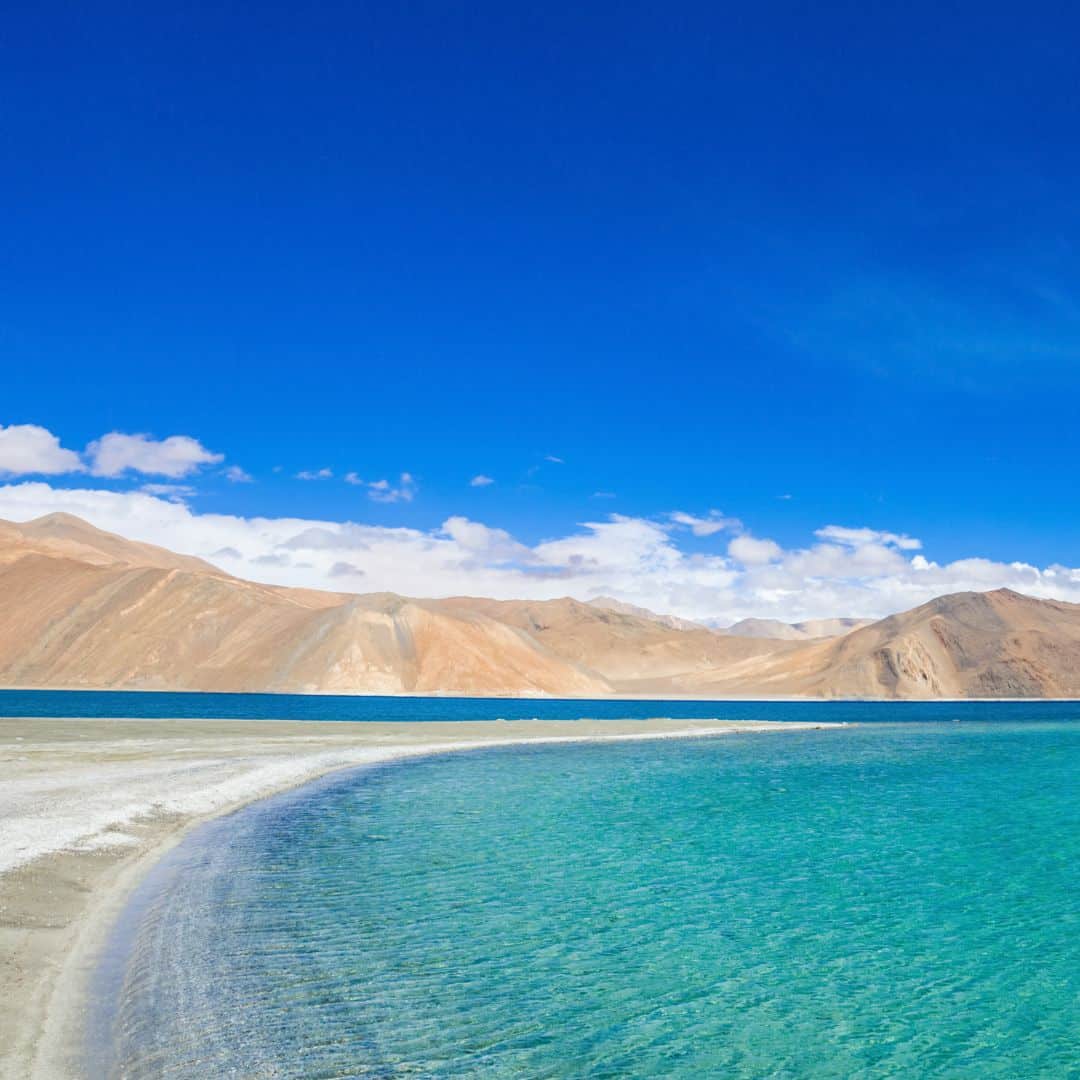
<box><xmin>723</xmin><ymin>616</ymin><xmax>872</xmax><ymax>641</ymax></box>
<box><xmin>6</xmin><ymin>513</ymin><xmax>225</xmax><ymax>576</ymax></box>
<box><xmin>586</xmin><ymin>596</ymin><xmax>705</xmax><ymax>632</ymax></box>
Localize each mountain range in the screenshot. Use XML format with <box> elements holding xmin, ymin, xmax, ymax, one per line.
<box><xmin>2</xmin><ymin>512</ymin><xmax>1079</xmax><ymax>699</ymax></box>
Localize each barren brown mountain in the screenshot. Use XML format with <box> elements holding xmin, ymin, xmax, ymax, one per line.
<box><xmin>586</xmin><ymin>596</ymin><xmax>706</xmax><ymax>632</ymax></box>
<box><xmin>668</xmin><ymin>589</ymin><xmax>1080</xmax><ymax>699</ymax></box>
<box><xmin>1</xmin><ymin>514</ymin><xmax>1078</xmax><ymax>698</ymax></box>
<box><xmin>0</xmin><ymin>514</ymin><xmax>793</xmax><ymax>696</ymax></box>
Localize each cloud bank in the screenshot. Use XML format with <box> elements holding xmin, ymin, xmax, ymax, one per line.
<box><xmin>2</xmin><ymin>481</ymin><xmax>1078</xmax><ymax>624</ymax></box>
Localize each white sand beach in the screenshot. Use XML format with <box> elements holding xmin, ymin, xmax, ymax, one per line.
<box><xmin>0</xmin><ymin>716</ymin><xmax>836</xmax><ymax>1079</ymax></box>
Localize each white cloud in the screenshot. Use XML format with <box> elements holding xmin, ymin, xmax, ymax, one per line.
<box><xmin>545</xmin><ymin>455</ymin><xmax>565</xmax><ymax>464</ymax></box>
<box><xmin>728</xmin><ymin>534</ymin><xmax>783</xmax><ymax>565</ymax></box>
<box><xmin>534</xmin><ymin>515</ymin><xmax>694</xmax><ymax>578</ymax></box>
<box><xmin>0</xmin><ymin>424</ymin><xmax>84</xmax><ymax>476</ymax></box>
<box><xmin>3</xmin><ymin>481</ymin><xmax>1080</xmax><ymax>624</ymax></box>
<box><xmin>297</xmin><ymin>468</ymin><xmax>333</xmax><ymax>480</ymax></box>
<box><xmin>88</xmin><ymin>433</ymin><xmax>224</xmax><ymax>478</ymax></box>
<box><xmin>470</xmin><ymin>475</ymin><xmax>494</xmax><ymax>487</ymax></box>
<box><xmin>224</xmin><ymin>465</ymin><xmax>253</xmax><ymax>483</ymax></box>
<box><xmin>368</xmin><ymin>472</ymin><xmax>416</xmax><ymax>503</ymax></box>
<box><xmin>440</xmin><ymin>516</ymin><xmax>532</xmax><ymax>563</ymax></box>
<box><xmin>670</xmin><ymin>510</ymin><xmax>742</xmax><ymax>537</ymax></box>
<box><xmin>344</xmin><ymin>472</ymin><xmax>362</xmax><ymax>485</ymax></box>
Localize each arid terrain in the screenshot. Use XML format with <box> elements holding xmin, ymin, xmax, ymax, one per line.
<box><xmin>3</xmin><ymin>512</ymin><xmax>1080</xmax><ymax>698</ymax></box>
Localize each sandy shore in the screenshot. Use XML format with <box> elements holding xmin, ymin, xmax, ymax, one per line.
<box><xmin>0</xmin><ymin>716</ymin><xmax>836</xmax><ymax>1079</ymax></box>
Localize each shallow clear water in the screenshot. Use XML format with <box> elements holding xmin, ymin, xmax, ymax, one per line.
<box><xmin>96</xmin><ymin>720</ymin><xmax>1080</xmax><ymax>1078</ymax></box>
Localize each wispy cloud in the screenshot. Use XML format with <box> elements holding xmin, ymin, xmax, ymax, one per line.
<box><xmin>669</xmin><ymin>510</ymin><xmax>742</xmax><ymax>537</ymax></box>
<box><xmin>297</xmin><ymin>468</ymin><xmax>333</xmax><ymax>480</ymax></box>
<box><xmin>139</xmin><ymin>483</ymin><xmax>197</xmax><ymax>501</ymax></box>
<box><xmin>223</xmin><ymin>465</ymin><xmax>253</xmax><ymax>483</ymax></box>
<box><xmin>343</xmin><ymin>470</ymin><xmax>417</xmax><ymax>501</ymax></box>
<box><xmin>470</xmin><ymin>475</ymin><xmax>494</xmax><ymax>487</ymax></box>
<box><xmin>815</xmin><ymin>525</ymin><xmax>921</xmax><ymax>551</ymax></box>
<box><xmin>367</xmin><ymin>472</ymin><xmax>417</xmax><ymax>503</ymax></box>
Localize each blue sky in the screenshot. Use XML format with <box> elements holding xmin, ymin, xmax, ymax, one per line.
<box><xmin>3</xmin><ymin>3</ymin><xmax>1080</xmax><ymax>620</ymax></box>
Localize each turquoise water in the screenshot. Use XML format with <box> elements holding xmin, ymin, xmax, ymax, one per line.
<box><xmin>95</xmin><ymin>719</ymin><xmax>1080</xmax><ymax>1077</ymax></box>
<box><xmin>4</xmin><ymin>687</ymin><xmax>1080</xmax><ymax>723</ymax></box>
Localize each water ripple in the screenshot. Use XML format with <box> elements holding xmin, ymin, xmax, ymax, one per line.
<box><xmin>98</xmin><ymin>723</ymin><xmax>1080</xmax><ymax>1078</ymax></box>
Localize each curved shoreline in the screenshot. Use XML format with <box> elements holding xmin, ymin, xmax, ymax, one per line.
<box><xmin>0</xmin><ymin>717</ymin><xmax>839</xmax><ymax>1079</ymax></box>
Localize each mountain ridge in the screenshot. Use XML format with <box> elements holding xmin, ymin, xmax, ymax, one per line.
<box><xmin>1</xmin><ymin>514</ymin><xmax>1078</xmax><ymax>699</ymax></box>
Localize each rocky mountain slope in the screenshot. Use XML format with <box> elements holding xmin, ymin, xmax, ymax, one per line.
<box><xmin>670</xmin><ymin>589</ymin><xmax>1080</xmax><ymax>699</ymax></box>
<box><xmin>0</xmin><ymin>514</ymin><xmax>792</xmax><ymax>696</ymax></box>
<box><xmin>1</xmin><ymin>514</ymin><xmax>1077</xmax><ymax>698</ymax></box>
<box><xmin>586</xmin><ymin>596</ymin><xmax>705</xmax><ymax>632</ymax></box>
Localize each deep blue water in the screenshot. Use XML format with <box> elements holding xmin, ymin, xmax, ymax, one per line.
<box><xmin>3</xmin><ymin>687</ymin><xmax>1080</xmax><ymax>723</ymax></box>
